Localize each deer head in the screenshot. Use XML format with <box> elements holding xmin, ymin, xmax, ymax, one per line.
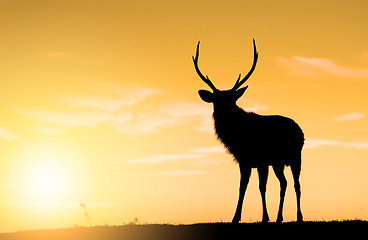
<box><xmin>193</xmin><ymin>39</ymin><xmax>258</xmax><ymax>110</ymax></box>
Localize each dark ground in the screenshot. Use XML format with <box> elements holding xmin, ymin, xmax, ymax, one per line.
<box><xmin>1</xmin><ymin>220</ymin><xmax>367</xmax><ymax>240</ymax></box>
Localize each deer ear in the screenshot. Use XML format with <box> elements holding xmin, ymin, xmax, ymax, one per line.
<box><xmin>235</xmin><ymin>86</ymin><xmax>248</xmax><ymax>100</ymax></box>
<box><xmin>198</xmin><ymin>90</ymin><xmax>213</xmax><ymax>103</ymax></box>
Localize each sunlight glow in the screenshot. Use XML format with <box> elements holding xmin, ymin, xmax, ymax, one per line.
<box><xmin>8</xmin><ymin>140</ymin><xmax>84</xmax><ymax>205</ymax></box>
<box><xmin>29</xmin><ymin>165</ymin><xmax>64</xmax><ymax>198</ymax></box>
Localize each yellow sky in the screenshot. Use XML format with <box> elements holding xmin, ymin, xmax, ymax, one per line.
<box><xmin>1</xmin><ymin>0</ymin><xmax>368</xmax><ymax>232</ymax></box>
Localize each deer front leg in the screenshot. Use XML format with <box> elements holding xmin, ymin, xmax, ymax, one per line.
<box><xmin>258</xmin><ymin>166</ymin><xmax>270</xmax><ymax>223</ymax></box>
<box><xmin>232</xmin><ymin>166</ymin><xmax>251</xmax><ymax>223</ymax></box>
<box><xmin>272</xmin><ymin>164</ymin><xmax>287</xmax><ymax>223</ymax></box>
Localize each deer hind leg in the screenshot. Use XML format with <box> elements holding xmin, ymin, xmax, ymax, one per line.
<box><xmin>232</xmin><ymin>166</ymin><xmax>251</xmax><ymax>223</ymax></box>
<box><xmin>272</xmin><ymin>164</ymin><xmax>287</xmax><ymax>223</ymax></box>
<box><xmin>291</xmin><ymin>162</ymin><xmax>303</xmax><ymax>222</ymax></box>
<box><xmin>257</xmin><ymin>166</ymin><xmax>269</xmax><ymax>223</ymax></box>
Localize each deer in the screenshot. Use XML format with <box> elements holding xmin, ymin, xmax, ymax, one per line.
<box><xmin>193</xmin><ymin>39</ymin><xmax>304</xmax><ymax>223</ymax></box>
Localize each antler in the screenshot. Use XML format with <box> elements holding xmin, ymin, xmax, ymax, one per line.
<box><xmin>231</xmin><ymin>39</ymin><xmax>258</xmax><ymax>91</ymax></box>
<box><xmin>192</xmin><ymin>41</ymin><xmax>218</xmax><ymax>91</ymax></box>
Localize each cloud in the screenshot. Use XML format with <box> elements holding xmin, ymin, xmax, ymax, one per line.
<box><xmin>126</xmin><ymin>144</ymin><xmax>227</xmax><ymax>166</ymax></box>
<box><xmin>15</xmin><ymin>84</ymin><xmax>163</xmax><ymax>134</ymax></box>
<box><xmin>17</xmin><ymin>109</ymin><xmax>133</xmax><ymax>128</ymax></box>
<box><xmin>277</xmin><ymin>56</ymin><xmax>368</xmax><ymax>79</ymax></box>
<box><xmin>334</xmin><ymin>112</ymin><xmax>366</xmax><ymax>121</ymax></box>
<box><xmin>10</xmin><ymin>202</ymin><xmax>119</xmax><ymax>208</ymax></box>
<box><xmin>112</xmin><ymin>113</ymin><xmax>179</xmax><ymax>135</ymax></box>
<box><xmin>123</xmin><ymin>170</ymin><xmax>205</xmax><ymax>177</ymax></box>
<box><xmin>161</xmin><ymin>169</ymin><xmax>205</xmax><ymax>176</ymax></box>
<box><xmin>160</xmin><ymin>102</ymin><xmax>213</xmax><ymax>133</ymax></box>
<box><xmin>127</xmin><ymin>154</ymin><xmax>204</xmax><ymax>163</ymax></box>
<box><xmin>37</xmin><ymin>125</ymin><xmax>64</xmax><ymax>135</ymax></box>
<box><xmin>188</xmin><ymin>146</ymin><xmax>226</xmax><ymax>153</ymax></box>
<box><xmin>194</xmin><ymin>117</ymin><xmax>213</xmax><ymax>132</ymax></box>
<box><xmin>160</xmin><ymin>102</ymin><xmax>212</xmax><ymax>118</ymax></box>
<box><xmin>304</xmin><ymin>139</ymin><xmax>368</xmax><ymax>149</ymax></box>
<box><xmin>64</xmin><ymin>97</ymin><xmax>133</xmax><ymax>112</ymax></box>
<box><xmin>17</xmin><ymin>104</ymin><xmax>186</xmax><ymax>136</ymax></box>
<box><xmin>112</xmin><ymin>102</ymin><xmax>214</xmax><ymax>135</ymax></box>
<box><xmin>64</xmin><ymin>87</ymin><xmax>162</xmax><ymax>112</ymax></box>
<box><xmin>0</xmin><ymin>126</ymin><xmax>18</xmax><ymax>142</ymax></box>
<box><xmin>123</xmin><ymin>145</ymin><xmax>227</xmax><ymax>178</ymax></box>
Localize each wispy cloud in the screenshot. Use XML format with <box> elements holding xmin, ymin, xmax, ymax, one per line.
<box><xmin>305</xmin><ymin>139</ymin><xmax>368</xmax><ymax>149</ymax></box>
<box><xmin>187</xmin><ymin>146</ymin><xmax>227</xmax><ymax>165</ymax></box>
<box><xmin>123</xmin><ymin>170</ymin><xmax>205</xmax><ymax>177</ymax></box>
<box><xmin>18</xmin><ymin>104</ymin><xmax>188</xmax><ymax>136</ymax></box>
<box><xmin>10</xmin><ymin>202</ymin><xmax>119</xmax><ymax>208</ymax></box>
<box><xmin>159</xmin><ymin>102</ymin><xmax>214</xmax><ymax>133</ymax></box>
<box><xmin>112</xmin><ymin>102</ymin><xmax>212</xmax><ymax>135</ymax></box>
<box><xmin>277</xmin><ymin>56</ymin><xmax>368</xmax><ymax>79</ymax></box>
<box><xmin>194</xmin><ymin>116</ymin><xmax>213</xmax><ymax>132</ymax></box>
<box><xmin>160</xmin><ymin>102</ymin><xmax>211</xmax><ymax>118</ymax></box>
<box><xmin>188</xmin><ymin>146</ymin><xmax>226</xmax><ymax>153</ymax></box>
<box><xmin>15</xmin><ymin>84</ymin><xmax>164</xmax><ymax>134</ymax></box>
<box><xmin>0</xmin><ymin>126</ymin><xmax>18</xmax><ymax>142</ymax></box>
<box><xmin>334</xmin><ymin>112</ymin><xmax>366</xmax><ymax>121</ymax></box>
<box><xmin>122</xmin><ymin>145</ymin><xmax>228</xmax><ymax>178</ymax></box>
<box><xmin>127</xmin><ymin>154</ymin><xmax>204</xmax><ymax>164</ymax></box>
<box><xmin>161</xmin><ymin>169</ymin><xmax>205</xmax><ymax>176</ymax></box>
<box><xmin>63</xmin><ymin>87</ymin><xmax>162</xmax><ymax>112</ymax></box>
<box><xmin>126</xmin><ymin>145</ymin><xmax>226</xmax><ymax>165</ymax></box>
<box><xmin>16</xmin><ymin>109</ymin><xmax>133</xmax><ymax>128</ymax></box>
<box><xmin>37</xmin><ymin>125</ymin><xmax>64</xmax><ymax>135</ymax></box>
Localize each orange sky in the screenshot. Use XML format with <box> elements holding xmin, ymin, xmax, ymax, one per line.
<box><xmin>1</xmin><ymin>0</ymin><xmax>368</xmax><ymax>232</ymax></box>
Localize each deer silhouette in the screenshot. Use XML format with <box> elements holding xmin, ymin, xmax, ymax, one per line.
<box><xmin>193</xmin><ymin>39</ymin><xmax>304</xmax><ymax>223</ymax></box>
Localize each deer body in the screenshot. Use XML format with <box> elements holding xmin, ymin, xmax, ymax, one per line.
<box><xmin>214</xmin><ymin>108</ymin><xmax>304</xmax><ymax>168</ymax></box>
<box><xmin>193</xmin><ymin>39</ymin><xmax>304</xmax><ymax>223</ymax></box>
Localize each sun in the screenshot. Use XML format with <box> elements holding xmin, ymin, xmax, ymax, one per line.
<box><xmin>29</xmin><ymin>163</ymin><xmax>66</xmax><ymax>198</ymax></box>
<box><xmin>9</xmin><ymin>140</ymin><xmax>84</xmax><ymax>203</ymax></box>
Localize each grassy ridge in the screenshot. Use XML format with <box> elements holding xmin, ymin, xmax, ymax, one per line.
<box><xmin>1</xmin><ymin>220</ymin><xmax>367</xmax><ymax>240</ymax></box>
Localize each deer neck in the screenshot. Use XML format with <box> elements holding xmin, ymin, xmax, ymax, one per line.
<box><xmin>213</xmin><ymin>104</ymin><xmax>243</xmax><ymax>122</ymax></box>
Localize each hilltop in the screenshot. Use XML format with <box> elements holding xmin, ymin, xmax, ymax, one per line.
<box><xmin>1</xmin><ymin>220</ymin><xmax>367</xmax><ymax>240</ymax></box>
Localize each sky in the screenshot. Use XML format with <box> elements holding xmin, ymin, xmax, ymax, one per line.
<box><xmin>1</xmin><ymin>0</ymin><xmax>368</xmax><ymax>232</ymax></box>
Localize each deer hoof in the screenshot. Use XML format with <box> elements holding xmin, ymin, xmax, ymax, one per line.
<box><xmin>231</xmin><ymin>216</ymin><xmax>241</xmax><ymax>224</ymax></box>
<box><xmin>297</xmin><ymin>214</ymin><xmax>303</xmax><ymax>222</ymax></box>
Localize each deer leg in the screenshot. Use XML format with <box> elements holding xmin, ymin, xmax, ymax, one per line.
<box><xmin>272</xmin><ymin>164</ymin><xmax>287</xmax><ymax>223</ymax></box>
<box><xmin>291</xmin><ymin>164</ymin><xmax>303</xmax><ymax>222</ymax></box>
<box><xmin>232</xmin><ymin>166</ymin><xmax>251</xmax><ymax>223</ymax></box>
<box><xmin>257</xmin><ymin>166</ymin><xmax>269</xmax><ymax>223</ymax></box>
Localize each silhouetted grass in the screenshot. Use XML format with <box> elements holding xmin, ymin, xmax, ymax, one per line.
<box><xmin>1</xmin><ymin>220</ymin><xmax>367</xmax><ymax>240</ymax></box>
